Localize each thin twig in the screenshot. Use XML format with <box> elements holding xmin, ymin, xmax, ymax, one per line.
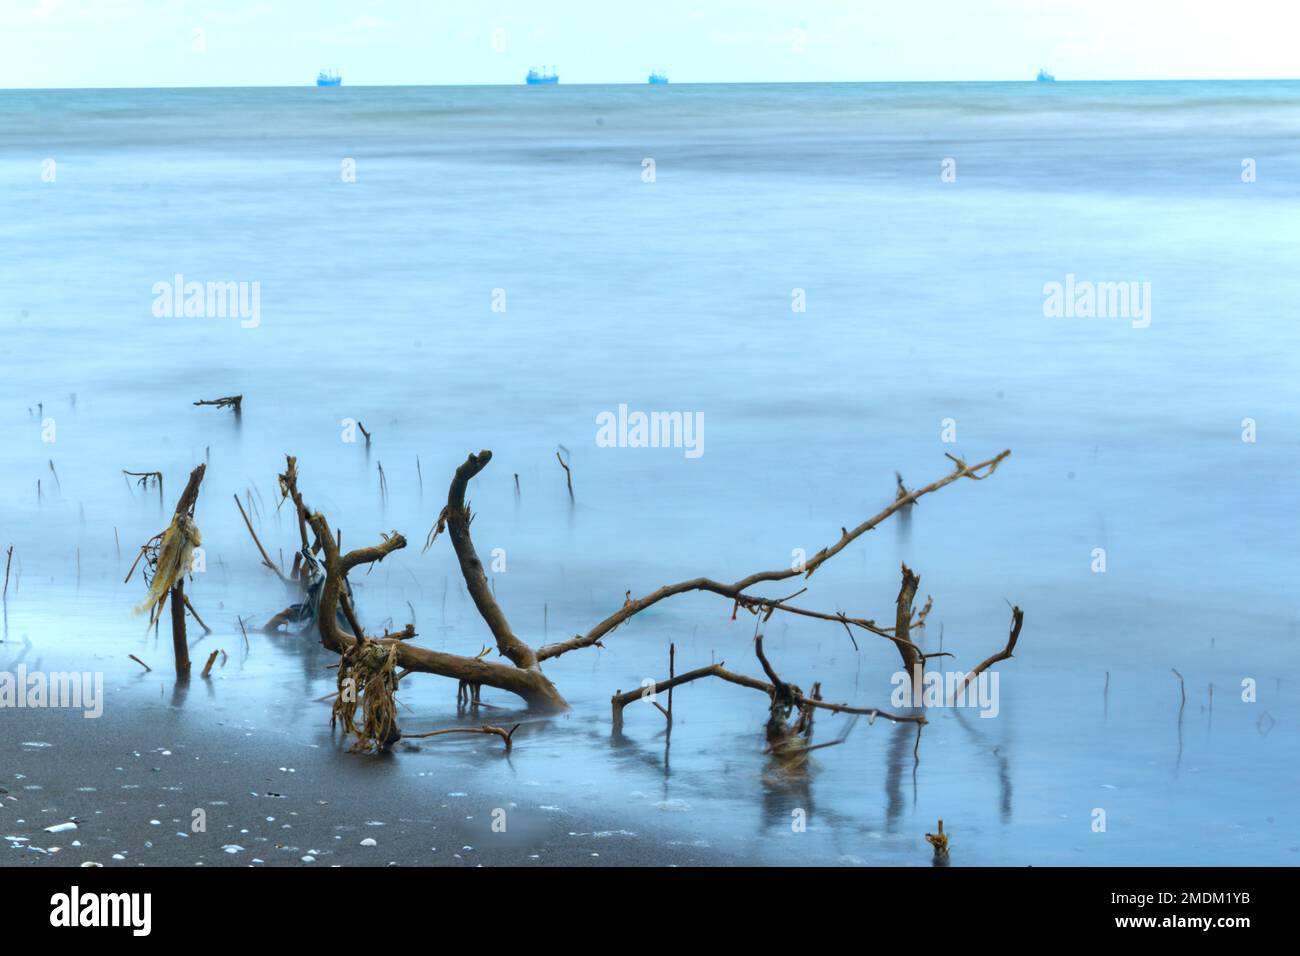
<box><xmin>234</xmin><ymin>494</ymin><xmax>290</xmax><ymax>583</ymax></box>
<box><xmin>183</xmin><ymin>593</ymin><xmax>212</xmax><ymax>634</ymax></box>
<box><xmin>555</xmin><ymin>449</ymin><xmax>574</xmax><ymax>501</ymax></box>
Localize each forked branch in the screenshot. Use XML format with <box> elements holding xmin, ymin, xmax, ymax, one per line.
<box><xmin>279</xmin><ymin>456</ymin><xmax>568</xmax><ymax>714</ymax></box>
<box><xmin>540</xmin><ymin>450</ymin><xmax>1010</xmax><ymax>662</ymax></box>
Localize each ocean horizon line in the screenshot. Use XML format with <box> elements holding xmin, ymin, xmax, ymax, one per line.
<box><xmin>4</xmin><ymin>76</ymin><xmax>1299</xmax><ymax>94</ymax></box>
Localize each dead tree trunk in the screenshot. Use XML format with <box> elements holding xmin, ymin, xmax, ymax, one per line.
<box><xmin>168</xmin><ymin>464</ymin><xmax>206</xmax><ymax>680</ymax></box>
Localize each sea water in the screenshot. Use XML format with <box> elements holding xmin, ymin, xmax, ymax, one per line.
<box><xmin>1</xmin><ymin>81</ymin><xmax>1298</xmax><ymax>865</ymax></box>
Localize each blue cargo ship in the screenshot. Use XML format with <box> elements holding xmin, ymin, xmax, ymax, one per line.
<box><xmin>1036</xmin><ymin>68</ymin><xmax>1055</xmax><ymax>82</ymax></box>
<box><xmin>526</xmin><ymin>67</ymin><xmax>558</xmax><ymax>85</ymax></box>
<box><xmin>317</xmin><ymin>70</ymin><xmax>342</xmax><ymax>86</ymax></box>
<box><xmin>648</xmin><ymin>71</ymin><xmax>669</xmax><ymax>84</ymax></box>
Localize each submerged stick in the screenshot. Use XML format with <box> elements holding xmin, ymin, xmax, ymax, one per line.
<box><xmin>167</xmin><ymin>464</ymin><xmax>207</xmax><ymax>680</ymax></box>
<box><xmin>123</xmin><ymin>470</ymin><xmax>164</xmax><ymax>509</ymax></box>
<box><xmin>200</xmin><ymin>650</ymin><xmax>220</xmax><ymax>678</ymax></box>
<box><xmin>611</xmin><ymin>661</ymin><xmax>923</xmax><ymax>734</ymax></box>
<box><xmin>404</xmin><ymin>723</ymin><xmax>520</xmax><ymax>752</ymax></box>
<box><xmin>183</xmin><ymin>593</ymin><xmax>212</xmax><ymax>634</ymax></box>
<box><xmin>539</xmin><ymin>450</ymin><xmax>1012</xmax><ymax>662</ymax></box>
<box><xmin>668</xmin><ymin>642</ymin><xmax>675</xmax><ymax>723</ymax></box>
<box><xmin>234</xmin><ymin>493</ymin><xmax>290</xmax><ymax>583</ymax></box>
<box><xmin>555</xmin><ymin>449</ymin><xmax>574</xmax><ymax>501</ymax></box>
<box><xmin>192</xmin><ymin>395</ymin><xmax>242</xmax><ymax>414</ymax></box>
<box><xmin>925</xmin><ymin>819</ymin><xmax>950</xmax><ymax>857</ymax></box>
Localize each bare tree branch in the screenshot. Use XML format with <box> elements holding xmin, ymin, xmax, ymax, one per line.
<box><xmin>950</xmin><ymin>606</ymin><xmax>1025</xmax><ymax>702</ymax></box>
<box><xmin>280</xmin><ymin>456</ymin><xmax>568</xmax><ymax>713</ymax></box>
<box><xmin>610</xmin><ymin>661</ymin><xmax>925</xmax><ymax>734</ymax></box>
<box><xmin>539</xmin><ymin>450</ymin><xmax>1010</xmax><ymax>662</ymax></box>
<box><xmin>404</xmin><ymin>723</ymin><xmax>520</xmax><ymax>752</ymax></box>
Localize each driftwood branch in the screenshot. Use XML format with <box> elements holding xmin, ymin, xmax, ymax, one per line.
<box><xmin>950</xmin><ymin>605</ymin><xmax>1024</xmax><ymax>702</ymax></box>
<box><xmin>926</xmin><ymin>819</ymin><xmax>950</xmax><ymax>857</ymax></box>
<box><xmin>262</xmin><ymin>605</ymin><xmax>299</xmax><ymax>632</ymax></box>
<box><xmin>123</xmin><ymin>470</ymin><xmax>164</xmax><ymax>508</ymax></box>
<box><xmin>733</xmin><ymin>590</ymin><xmax>912</xmax><ymax>657</ymax></box>
<box><xmin>441</xmin><ymin>451</ymin><xmax>547</xmax><ymax>673</ymax></box>
<box><xmin>539</xmin><ymin>451</ymin><xmax>1010</xmax><ymax>662</ymax></box>
<box><xmin>277</xmin><ymin>456</ymin><xmax>312</xmax><ymax>578</ymax></box>
<box><xmin>262</xmin><ymin>449</ymin><xmax>1018</xmax><ymax>751</ymax></box>
<box><xmin>555</xmin><ymin>449</ymin><xmax>574</xmax><ymax>501</ymax></box>
<box><xmin>200</xmin><ymin>649</ymin><xmax>220</xmax><ymax>678</ymax></box>
<box><xmin>193</xmin><ymin>395</ymin><xmax>242</xmax><ymax>414</ymax></box>
<box><xmin>280</xmin><ymin>455</ymin><xmax>568</xmax><ymax>714</ymax></box>
<box><xmin>895</xmin><ymin>563</ymin><xmax>922</xmax><ymax>675</ymax></box>
<box><xmin>234</xmin><ymin>493</ymin><xmax>290</xmax><ymax>583</ymax></box>
<box><xmin>183</xmin><ymin>593</ymin><xmax>212</xmax><ymax>634</ymax></box>
<box><xmin>404</xmin><ymin>723</ymin><xmax>520</xmax><ymax>752</ymax></box>
<box><xmin>914</xmin><ymin>595</ymin><xmax>933</xmax><ymax>628</ymax></box>
<box><xmin>611</xmin><ymin>660</ymin><xmax>924</xmax><ymax>734</ymax></box>
<box><xmin>167</xmin><ymin>464</ymin><xmax>206</xmax><ymax>679</ymax></box>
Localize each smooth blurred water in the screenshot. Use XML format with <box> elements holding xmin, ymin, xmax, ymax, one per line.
<box><xmin>1</xmin><ymin>81</ymin><xmax>1298</xmax><ymax>865</ymax></box>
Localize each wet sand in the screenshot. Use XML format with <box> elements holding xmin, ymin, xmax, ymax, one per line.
<box><xmin>1</xmin><ymin>667</ymin><xmax>744</xmax><ymax>868</ymax></box>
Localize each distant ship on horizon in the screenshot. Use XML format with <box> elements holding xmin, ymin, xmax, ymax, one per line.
<box><xmin>526</xmin><ymin>67</ymin><xmax>558</xmax><ymax>85</ymax></box>
<box><xmin>1036</xmin><ymin>68</ymin><xmax>1055</xmax><ymax>82</ymax></box>
<box><xmin>648</xmin><ymin>70</ymin><xmax>669</xmax><ymax>84</ymax></box>
<box><xmin>316</xmin><ymin>70</ymin><xmax>342</xmax><ymax>87</ymax></box>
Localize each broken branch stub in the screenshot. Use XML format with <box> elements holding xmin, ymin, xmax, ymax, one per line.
<box><xmin>895</xmin><ymin>563</ymin><xmax>922</xmax><ymax>676</ymax></box>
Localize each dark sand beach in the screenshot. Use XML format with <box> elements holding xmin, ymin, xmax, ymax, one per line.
<box><xmin>2</xmin><ymin>630</ymin><xmax>745</xmax><ymax>868</ymax></box>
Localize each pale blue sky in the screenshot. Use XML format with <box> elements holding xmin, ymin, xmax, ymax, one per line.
<box><xmin>1</xmin><ymin>0</ymin><xmax>1296</xmax><ymax>88</ymax></box>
